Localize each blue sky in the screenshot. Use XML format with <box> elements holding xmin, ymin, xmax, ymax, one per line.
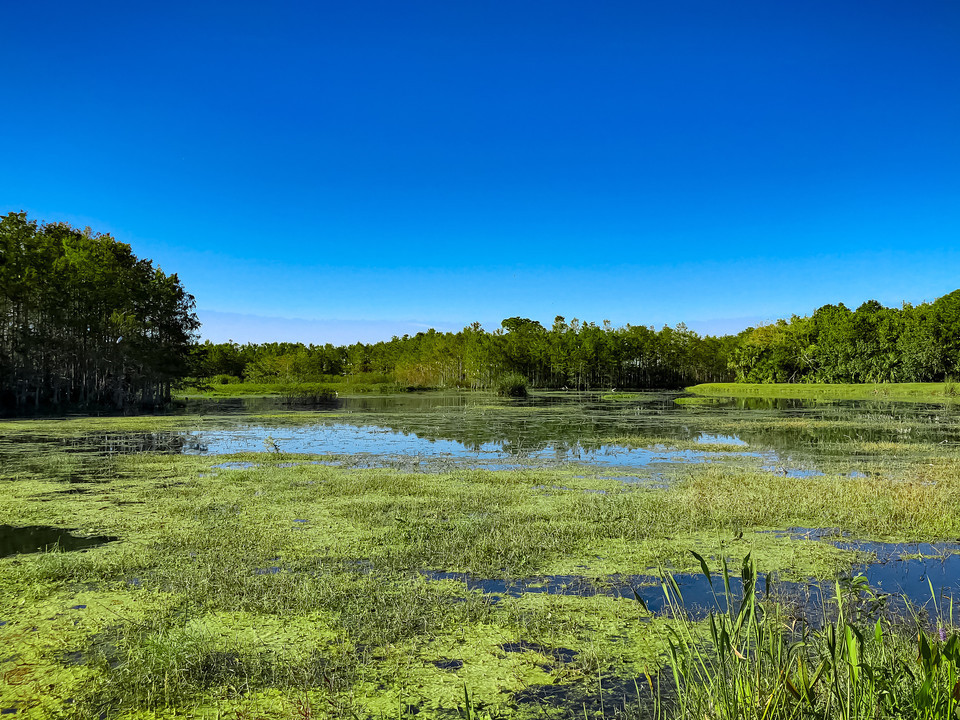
<box><xmin>3</xmin><ymin>0</ymin><xmax>958</xmax><ymax>343</ymax></box>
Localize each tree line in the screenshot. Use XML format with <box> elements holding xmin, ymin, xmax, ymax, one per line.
<box><xmin>191</xmin><ymin>319</ymin><xmax>738</xmax><ymax>390</ymax></box>
<box><xmin>192</xmin><ymin>294</ymin><xmax>960</xmax><ymax>391</ymax></box>
<box><xmin>729</xmin><ymin>293</ymin><xmax>960</xmax><ymax>383</ymax></box>
<box><xmin>0</xmin><ymin>212</ymin><xmax>199</xmax><ymax>412</ymax></box>
<box><xmin>6</xmin><ymin>209</ymin><xmax>959</xmax><ymax>411</ymax></box>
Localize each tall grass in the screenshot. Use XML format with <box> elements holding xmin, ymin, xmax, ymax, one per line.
<box><xmin>657</xmin><ymin>553</ymin><xmax>960</xmax><ymax>719</ymax></box>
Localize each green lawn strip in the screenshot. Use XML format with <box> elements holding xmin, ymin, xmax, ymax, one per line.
<box><xmin>687</xmin><ymin>381</ymin><xmax>960</xmax><ymax>403</ymax></box>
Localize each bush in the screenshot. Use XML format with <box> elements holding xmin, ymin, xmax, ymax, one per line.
<box><xmin>495</xmin><ymin>373</ymin><xmax>529</xmax><ymax>397</ymax></box>
<box><xmin>212</xmin><ymin>374</ymin><xmax>242</xmax><ymax>385</ymax></box>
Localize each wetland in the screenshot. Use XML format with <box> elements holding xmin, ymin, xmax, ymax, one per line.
<box><xmin>3</xmin><ymin>390</ymin><xmax>960</xmax><ymax>718</ymax></box>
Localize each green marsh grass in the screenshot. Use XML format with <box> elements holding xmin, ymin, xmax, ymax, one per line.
<box><xmin>688</xmin><ymin>382</ymin><xmax>960</xmax><ymax>403</ymax></box>
<box><xmin>658</xmin><ymin>553</ymin><xmax>960</xmax><ymax>719</ymax></box>
<box><xmin>5</xmin><ymin>396</ymin><xmax>960</xmax><ymax>717</ymax></box>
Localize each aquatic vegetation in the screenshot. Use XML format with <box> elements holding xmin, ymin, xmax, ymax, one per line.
<box><xmin>3</xmin><ymin>394</ymin><xmax>960</xmax><ymax>717</ymax></box>
<box><xmin>495</xmin><ymin>372</ymin><xmax>530</xmax><ymax>397</ymax></box>
<box><xmin>659</xmin><ymin>554</ymin><xmax>960</xmax><ymax>719</ymax></box>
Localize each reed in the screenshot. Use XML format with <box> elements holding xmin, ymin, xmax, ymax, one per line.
<box><xmin>656</xmin><ymin>553</ymin><xmax>960</xmax><ymax>719</ymax></box>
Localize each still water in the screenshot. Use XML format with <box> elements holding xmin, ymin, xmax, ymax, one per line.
<box><xmin>170</xmin><ymin>391</ymin><xmax>960</xmax><ymax>476</ymax></box>
<box><xmin>5</xmin><ymin>391</ymin><xmax>960</xmax><ymax>607</ymax></box>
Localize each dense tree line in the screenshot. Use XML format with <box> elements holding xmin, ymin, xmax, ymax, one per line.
<box><xmin>729</xmin><ymin>293</ymin><xmax>960</xmax><ymax>383</ymax></box>
<box><xmin>0</xmin><ymin>212</ymin><xmax>199</xmax><ymax>411</ymax></box>
<box><xmin>191</xmin><ymin>317</ymin><xmax>737</xmax><ymax>390</ymax></box>
<box><xmin>8</xmin><ymin>207</ymin><xmax>955</xmax><ymax>407</ymax></box>
<box><xmin>193</xmin><ymin>293</ymin><xmax>960</xmax><ymax>391</ymax></box>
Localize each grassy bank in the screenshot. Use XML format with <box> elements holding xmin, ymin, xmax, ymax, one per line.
<box><xmin>686</xmin><ymin>382</ymin><xmax>960</xmax><ymax>403</ymax></box>
<box><xmin>188</xmin><ymin>381</ymin><xmax>960</xmax><ymax>404</ymax></box>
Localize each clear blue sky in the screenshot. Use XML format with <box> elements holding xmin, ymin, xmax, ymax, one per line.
<box><xmin>3</xmin><ymin>0</ymin><xmax>958</xmax><ymax>343</ymax></box>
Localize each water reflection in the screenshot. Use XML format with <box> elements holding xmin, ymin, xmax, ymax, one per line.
<box><xmin>5</xmin><ymin>391</ymin><xmax>960</xmax><ymax>478</ymax></box>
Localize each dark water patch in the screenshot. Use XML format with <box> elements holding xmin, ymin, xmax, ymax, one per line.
<box><xmin>179</xmin><ymin>395</ymin><xmax>342</xmax><ymax>416</ymax></box>
<box><xmin>64</xmin><ymin>432</ymin><xmax>190</xmax><ymax>455</ymax></box>
<box><xmin>426</xmin><ymin>570</ymin><xmax>738</xmax><ymax>617</ymax></box>
<box><xmin>429</xmin><ymin>544</ymin><xmax>960</xmax><ymax>626</ymax></box>
<box><xmin>784</xmin><ymin>526</ymin><xmax>960</xmax><ymax>555</ymax></box>
<box><xmin>428</xmin><ymin>572</ymin><xmax>607</xmax><ymax>598</ymax></box>
<box><xmin>70</xmin><ymin>605</ymin><xmax>87</xmax><ymax>610</ymax></box>
<box><xmin>775</xmin><ymin>529</ymin><xmax>960</xmax><ymax>605</ymax></box>
<box><xmin>62</xmin><ymin>650</ymin><xmax>85</xmax><ymax>665</ymax></box>
<box><xmin>433</xmin><ymin>658</ymin><xmax>463</xmax><ymax>670</ymax></box>
<box><xmin>253</xmin><ymin>567</ymin><xmax>282</xmax><ymax>575</ymax></box>
<box><xmin>514</xmin><ymin>673</ymin><xmax>665</xmax><ymax>717</ymax></box>
<box><xmin>500</xmin><ymin>641</ymin><xmax>578</xmax><ymax>664</ymax></box>
<box><xmin>850</xmin><ymin>552</ymin><xmax>960</xmax><ymax>612</ymax></box>
<box><xmin>0</xmin><ymin>525</ymin><xmax>118</xmax><ymax>557</ymax></box>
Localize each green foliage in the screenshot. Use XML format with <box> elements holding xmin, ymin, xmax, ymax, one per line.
<box><xmin>190</xmin><ymin>320</ymin><xmax>738</xmax><ymax>394</ymax></box>
<box><xmin>660</xmin><ymin>554</ymin><xmax>960</xmax><ymax>719</ymax></box>
<box><xmin>495</xmin><ymin>372</ymin><xmax>529</xmax><ymax>397</ymax></box>
<box><xmin>187</xmin><ymin>289</ymin><xmax>960</xmax><ymax>398</ymax></box>
<box><xmin>729</xmin><ymin>295</ymin><xmax>960</xmax><ymax>385</ymax></box>
<box><xmin>0</xmin><ymin>212</ymin><xmax>199</xmax><ymax>412</ymax></box>
<box><xmin>212</xmin><ymin>374</ymin><xmax>242</xmax><ymax>385</ymax></box>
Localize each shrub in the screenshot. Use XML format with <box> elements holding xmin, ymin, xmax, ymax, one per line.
<box><xmin>495</xmin><ymin>373</ymin><xmax>529</xmax><ymax>397</ymax></box>
<box><xmin>212</xmin><ymin>374</ymin><xmax>242</xmax><ymax>385</ymax></box>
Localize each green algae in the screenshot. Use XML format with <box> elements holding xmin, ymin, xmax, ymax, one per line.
<box><xmin>4</xmin><ymin>398</ymin><xmax>960</xmax><ymax>717</ymax></box>
<box><xmin>599</xmin><ymin>435</ymin><xmax>752</xmax><ymax>452</ymax></box>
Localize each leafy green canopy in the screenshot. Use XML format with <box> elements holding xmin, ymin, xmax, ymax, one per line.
<box><xmin>729</xmin><ymin>294</ymin><xmax>960</xmax><ymax>383</ymax></box>
<box><xmin>192</xmin><ymin>293</ymin><xmax>960</xmax><ymax>391</ymax></box>
<box><xmin>0</xmin><ymin>212</ymin><xmax>199</xmax><ymax>411</ymax></box>
<box><xmin>191</xmin><ymin>318</ymin><xmax>737</xmax><ymax>391</ymax></box>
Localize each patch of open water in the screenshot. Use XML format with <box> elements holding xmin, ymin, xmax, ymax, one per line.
<box><xmin>8</xmin><ymin>391</ymin><xmax>960</xmax><ymax>479</ymax></box>
<box><xmin>427</xmin><ymin>533</ymin><xmax>960</xmax><ymax>623</ymax></box>
<box><xmin>177</xmin><ymin>422</ymin><xmax>782</xmax><ymax>476</ymax></box>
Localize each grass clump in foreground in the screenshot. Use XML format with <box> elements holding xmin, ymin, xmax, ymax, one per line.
<box><xmin>661</xmin><ymin>553</ymin><xmax>960</xmax><ymax>720</ymax></box>
<box><xmin>687</xmin><ymin>382</ymin><xmax>960</xmax><ymax>403</ymax></box>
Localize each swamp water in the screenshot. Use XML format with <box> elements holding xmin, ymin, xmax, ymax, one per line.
<box><xmin>3</xmin><ymin>390</ymin><xmax>960</xmax><ymax>717</ymax></box>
